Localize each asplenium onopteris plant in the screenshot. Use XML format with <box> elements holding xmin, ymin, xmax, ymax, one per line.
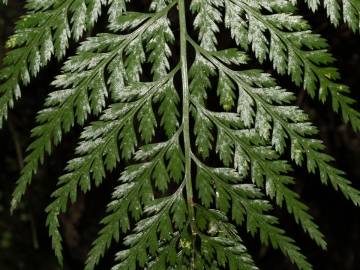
<box><xmin>1</xmin><ymin>0</ymin><xmax>360</xmax><ymax>269</ymax></box>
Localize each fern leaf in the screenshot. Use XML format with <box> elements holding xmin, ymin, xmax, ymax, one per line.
<box><xmin>11</xmin><ymin>33</ymin><xmax>123</xmax><ymax>210</ymax></box>
<box><xmin>190</xmin><ymin>0</ymin><xmax>223</xmax><ymax>51</ymax></box>
<box><xmin>225</xmin><ymin>0</ymin><xmax>360</xmax><ymax>132</ymax></box>
<box><xmin>11</xmin><ymin>5</ymin><xmax>177</xmax><ymax>210</ymax></box>
<box><xmin>46</xmin><ymin>67</ymin><xmax>178</xmax><ymax>265</ymax></box>
<box><xmin>4</xmin><ymin>0</ymin><xmax>360</xmax><ymax>269</ymax></box>
<box><xmin>86</xmin><ymin>128</ymin><xmax>183</xmax><ymax>269</ymax></box>
<box><xmin>0</xmin><ymin>0</ymin><xmax>105</xmax><ymax>128</ymax></box>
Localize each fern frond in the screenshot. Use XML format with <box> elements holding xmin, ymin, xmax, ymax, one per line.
<box><xmin>11</xmin><ymin>34</ymin><xmax>117</xmax><ymax>210</ymax></box>
<box><xmin>191</xmin><ymin>100</ymin><xmax>326</xmax><ymax>248</ymax></box>
<box><xmin>85</xmin><ymin>129</ymin><xmax>184</xmax><ymax>270</ymax></box>
<box><xmin>195</xmin><ymin>187</ymin><xmax>311</xmax><ymax>270</ymax></box>
<box><xmin>0</xmin><ymin>0</ymin><xmax>105</xmax><ymax>127</ymax></box>
<box><xmin>46</xmin><ymin>66</ymin><xmax>179</xmax><ymax>264</ymax></box>
<box><xmin>112</xmin><ymin>182</ymin><xmax>185</xmax><ymax>269</ymax></box>
<box><xmin>190</xmin><ymin>0</ymin><xmax>223</xmax><ymax>51</ymax></box>
<box><xmin>225</xmin><ymin>0</ymin><xmax>360</xmax><ymax>132</ymax></box>
<box><xmin>190</xmin><ymin>34</ymin><xmax>360</xmax><ymax>246</ymax></box>
<box><xmin>11</xmin><ymin>3</ymin><xmax>177</xmax><ymax>211</ymax></box>
<box><xmin>4</xmin><ymin>0</ymin><xmax>360</xmax><ymax>269</ymax></box>
<box><xmin>196</xmin><ymin>207</ymin><xmax>258</xmax><ymax>270</ymax></box>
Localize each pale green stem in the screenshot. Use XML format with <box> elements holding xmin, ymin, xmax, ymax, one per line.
<box><xmin>178</xmin><ymin>0</ymin><xmax>196</xmax><ymax>268</ymax></box>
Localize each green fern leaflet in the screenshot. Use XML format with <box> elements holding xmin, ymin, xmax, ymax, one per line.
<box><xmin>1</xmin><ymin>0</ymin><xmax>360</xmax><ymax>269</ymax></box>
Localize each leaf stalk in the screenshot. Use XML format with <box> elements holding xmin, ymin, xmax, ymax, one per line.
<box><xmin>178</xmin><ymin>0</ymin><xmax>197</xmax><ymax>268</ymax></box>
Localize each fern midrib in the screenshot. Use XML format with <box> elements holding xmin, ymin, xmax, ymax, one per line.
<box><xmin>179</xmin><ymin>0</ymin><xmax>197</xmax><ymax>268</ymax></box>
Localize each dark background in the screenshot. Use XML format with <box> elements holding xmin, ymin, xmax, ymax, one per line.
<box><xmin>0</xmin><ymin>1</ymin><xmax>360</xmax><ymax>269</ymax></box>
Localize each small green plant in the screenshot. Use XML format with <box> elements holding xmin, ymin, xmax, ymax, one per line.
<box><xmin>1</xmin><ymin>0</ymin><xmax>360</xmax><ymax>269</ymax></box>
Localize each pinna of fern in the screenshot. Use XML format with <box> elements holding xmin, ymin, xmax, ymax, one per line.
<box><xmin>0</xmin><ymin>0</ymin><xmax>359</xmax><ymax>269</ymax></box>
